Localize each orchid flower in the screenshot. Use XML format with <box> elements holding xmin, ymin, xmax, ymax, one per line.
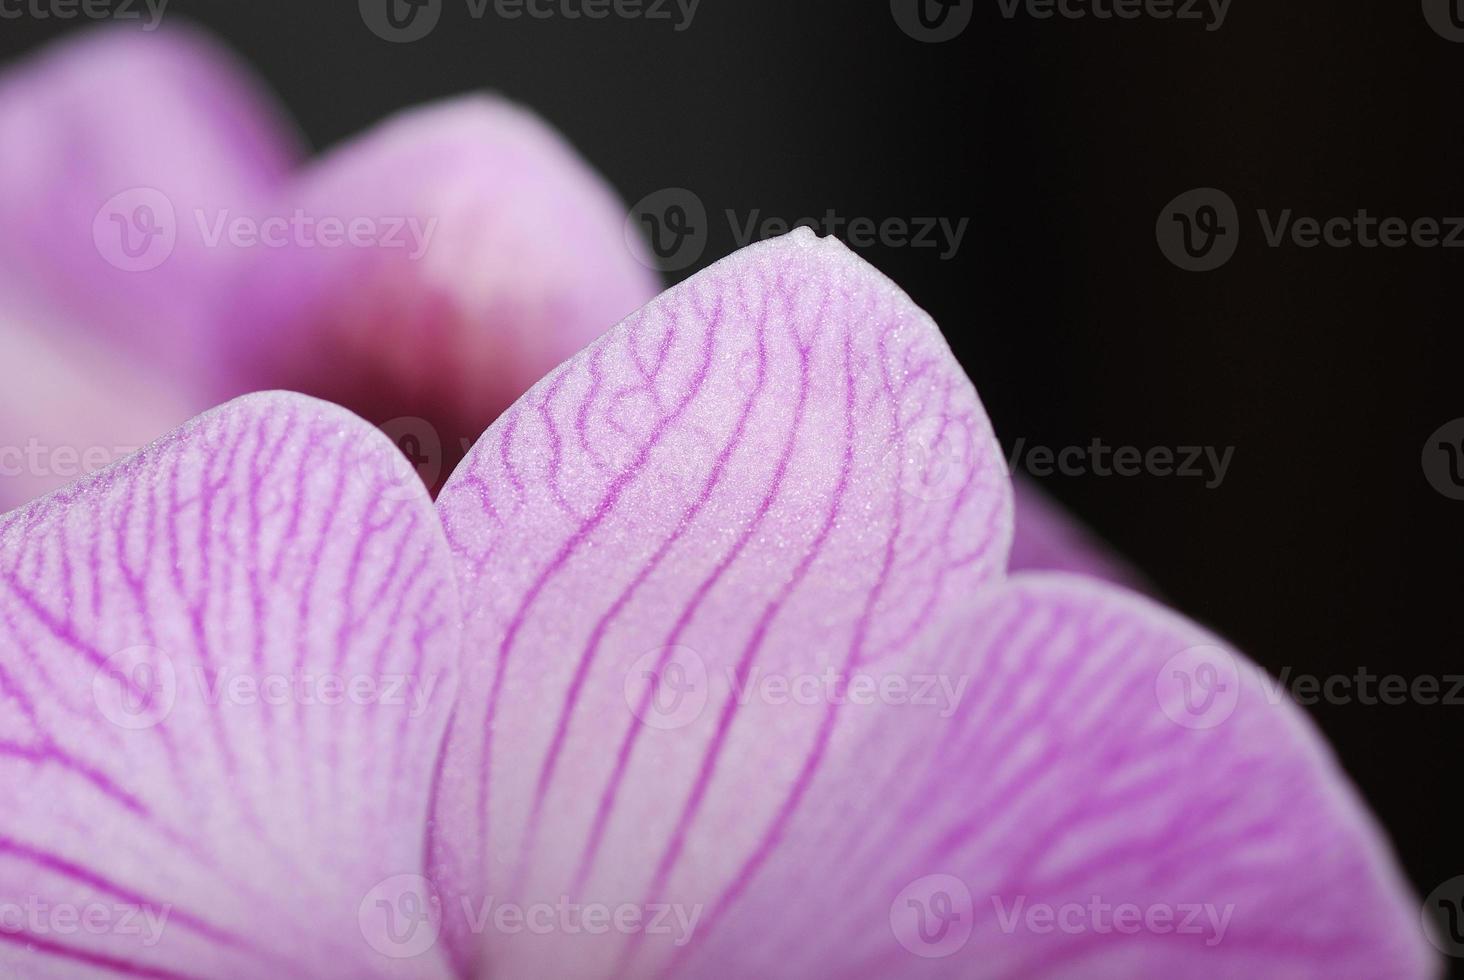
<box><xmin>0</xmin><ymin>227</ymin><xmax>1432</xmax><ymax>978</ymax></box>
<box><xmin>0</xmin><ymin>24</ymin><xmax>1123</xmax><ymax>588</ymax></box>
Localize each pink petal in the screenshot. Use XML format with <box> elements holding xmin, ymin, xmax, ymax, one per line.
<box><xmin>0</xmin><ymin>289</ymin><xmax>196</xmax><ymax>513</ymax></box>
<box><xmin>0</xmin><ymin>26</ymin><xmax>299</xmax><ymax>376</ymax></box>
<box><xmin>428</xmin><ymin>230</ymin><xmax>1013</xmax><ymax>974</ymax></box>
<box><xmin>0</xmin><ymin>393</ymin><xmax>460</xmax><ymax>977</ymax></box>
<box><xmin>1009</xmin><ymin>478</ymin><xmax>1147</xmax><ymax>591</ymax></box>
<box><xmin>668</xmin><ymin>574</ymin><xmax>1433</xmax><ymax>978</ymax></box>
<box><xmin>221</xmin><ymin>95</ymin><xmax>663</xmax><ymax>488</ymax></box>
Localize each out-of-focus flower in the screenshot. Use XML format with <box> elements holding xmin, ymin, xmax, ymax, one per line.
<box><xmin>0</xmin><ymin>25</ymin><xmax>660</xmax><ymax>508</ymax></box>
<box><xmin>0</xmin><ymin>233</ymin><xmax>1432</xmax><ymax>978</ymax></box>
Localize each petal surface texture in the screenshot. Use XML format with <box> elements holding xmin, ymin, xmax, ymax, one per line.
<box><xmin>0</xmin><ymin>393</ymin><xmax>460</xmax><ymax>978</ymax></box>
<box><xmin>0</xmin><ymin>26</ymin><xmax>298</xmax><ymax>372</ymax></box>
<box><xmin>431</xmin><ymin>231</ymin><xmax>1427</xmax><ymax>978</ymax></box>
<box><xmin>225</xmin><ymin>95</ymin><xmax>664</xmax><ymax>477</ymax></box>
<box><xmin>1008</xmin><ymin>478</ymin><xmax>1146</xmax><ymax>591</ymax></box>
<box><xmin>666</xmin><ymin>574</ymin><xmax>1433</xmax><ymax>978</ymax></box>
<box><xmin>430</xmin><ymin>230</ymin><xmax>1014</xmax><ymax>975</ymax></box>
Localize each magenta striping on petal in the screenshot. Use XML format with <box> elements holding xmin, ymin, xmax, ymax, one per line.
<box><xmin>429</xmin><ymin>229</ymin><xmax>1013</xmax><ymax>976</ymax></box>
<box><xmin>658</xmin><ymin>575</ymin><xmax>1433</xmax><ymax>978</ymax></box>
<box><xmin>0</xmin><ymin>393</ymin><xmax>460</xmax><ymax>978</ymax></box>
<box><xmin>423</xmin><ymin>230</ymin><xmax>1429</xmax><ymax>978</ymax></box>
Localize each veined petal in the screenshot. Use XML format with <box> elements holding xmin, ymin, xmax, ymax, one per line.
<box><xmin>0</xmin><ymin>25</ymin><xmax>299</xmax><ymax>373</ymax></box>
<box><xmin>670</xmin><ymin>575</ymin><xmax>1433</xmax><ymax>978</ymax></box>
<box><xmin>0</xmin><ymin>393</ymin><xmax>459</xmax><ymax>977</ymax></box>
<box><xmin>429</xmin><ymin>230</ymin><xmax>1013</xmax><ymax>975</ymax></box>
<box><xmin>1009</xmin><ymin>479</ymin><xmax>1146</xmax><ymax>591</ymax></box>
<box><xmin>223</xmin><ymin>95</ymin><xmax>662</xmax><ymax>487</ymax></box>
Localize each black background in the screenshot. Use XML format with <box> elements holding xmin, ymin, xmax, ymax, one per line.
<box><xmin>2</xmin><ymin>0</ymin><xmax>1457</xmax><ymax>963</ymax></box>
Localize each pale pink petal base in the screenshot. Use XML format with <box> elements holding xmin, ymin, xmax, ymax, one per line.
<box><xmin>0</xmin><ymin>393</ymin><xmax>460</xmax><ymax>977</ymax></box>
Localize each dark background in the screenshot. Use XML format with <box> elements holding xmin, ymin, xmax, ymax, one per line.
<box><xmin>2</xmin><ymin>0</ymin><xmax>1457</xmax><ymax>963</ymax></box>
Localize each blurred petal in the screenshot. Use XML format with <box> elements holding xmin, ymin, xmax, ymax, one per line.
<box><xmin>0</xmin><ymin>393</ymin><xmax>459</xmax><ymax>977</ymax></box>
<box><xmin>0</xmin><ymin>288</ymin><xmax>195</xmax><ymax>513</ymax></box>
<box><xmin>669</xmin><ymin>574</ymin><xmax>1433</xmax><ymax>978</ymax></box>
<box><xmin>1009</xmin><ymin>478</ymin><xmax>1147</xmax><ymax>590</ymax></box>
<box><xmin>429</xmin><ymin>230</ymin><xmax>1013</xmax><ymax>974</ymax></box>
<box><xmin>224</xmin><ymin>95</ymin><xmax>662</xmax><ymax>485</ymax></box>
<box><xmin>0</xmin><ymin>25</ymin><xmax>299</xmax><ymax>372</ymax></box>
